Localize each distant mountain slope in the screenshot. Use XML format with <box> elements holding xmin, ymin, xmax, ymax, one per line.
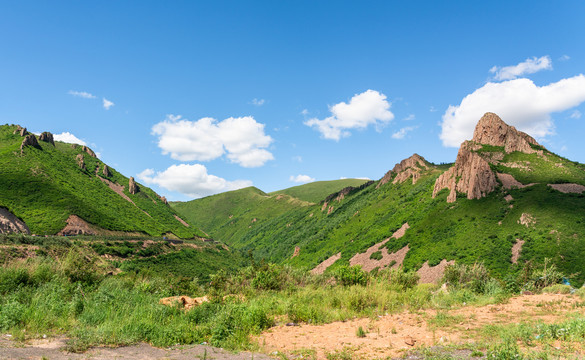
<box><xmin>199</xmin><ymin>114</ymin><xmax>585</xmax><ymax>283</ymax></box>
<box><xmin>268</xmin><ymin>179</ymin><xmax>370</xmax><ymax>203</ymax></box>
<box><xmin>0</xmin><ymin>124</ymin><xmax>204</xmax><ymax>238</ymax></box>
<box><xmin>171</xmin><ymin>186</ymin><xmax>313</xmax><ymax>243</ymax></box>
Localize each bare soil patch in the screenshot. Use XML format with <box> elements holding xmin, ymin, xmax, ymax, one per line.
<box><xmin>511</xmin><ymin>239</ymin><xmax>525</xmax><ymax>264</ymax></box>
<box><xmin>417</xmin><ymin>259</ymin><xmax>455</xmax><ymax>284</ymax></box>
<box><xmin>311</xmin><ymin>252</ymin><xmax>341</xmax><ymax>275</ymax></box>
<box><xmin>0</xmin><ymin>336</ymin><xmax>270</xmax><ymax>360</ymax></box>
<box><xmin>496</xmin><ymin>173</ymin><xmax>535</xmax><ymax>189</ymax></box>
<box><xmin>258</xmin><ymin>294</ymin><xmax>585</xmax><ymax>360</ymax></box>
<box><xmin>548</xmin><ymin>183</ymin><xmax>585</xmax><ymax>194</ymax></box>
<box><xmin>349</xmin><ymin>223</ymin><xmax>410</xmax><ymax>272</ymax></box>
<box><xmin>0</xmin><ymin>207</ymin><xmax>30</xmax><ymax>234</ymax></box>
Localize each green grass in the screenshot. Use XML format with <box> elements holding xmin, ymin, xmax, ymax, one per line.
<box><xmin>0</xmin><ymin>124</ymin><xmax>203</xmax><ymax>238</ymax></box>
<box><xmin>268</xmin><ymin>179</ymin><xmax>371</xmax><ymax>203</ymax></box>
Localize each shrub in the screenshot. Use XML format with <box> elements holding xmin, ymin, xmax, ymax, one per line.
<box><xmin>369</xmin><ymin>251</ymin><xmax>382</xmax><ymax>260</ymax></box>
<box><xmin>541</xmin><ymin>284</ymin><xmax>572</xmax><ymax>294</ymax></box>
<box><xmin>442</xmin><ymin>262</ymin><xmax>492</xmax><ymax>294</ymax></box>
<box><xmin>386</xmin><ymin>268</ymin><xmax>419</xmax><ymax>289</ymax></box>
<box><xmin>252</xmin><ymin>264</ymin><xmax>283</xmax><ymax>290</ymax></box>
<box><xmin>334</xmin><ymin>265</ymin><xmax>368</xmax><ymax>286</ymax></box>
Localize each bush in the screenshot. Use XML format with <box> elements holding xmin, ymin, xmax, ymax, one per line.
<box><xmin>442</xmin><ymin>262</ymin><xmax>492</xmax><ymax>294</ymax></box>
<box><xmin>252</xmin><ymin>264</ymin><xmax>283</xmax><ymax>290</ymax></box>
<box><xmin>541</xmin><ymin>284</ymin><xmax>572</xmax><ymax>294</ymax></box>
<box><xmin>386</xmin><ymin>268</ymin><xmax>419</xmax><ymax>289</ymax></box>
<box><xmin>334</xmin><ymin>265</ymin><xmax>368</xmax><ymax>286</ymax></box>
<box><xmin>523</xmin><ymin>259</ymin><xmax>564</xmax><ymax>291</ymax></box>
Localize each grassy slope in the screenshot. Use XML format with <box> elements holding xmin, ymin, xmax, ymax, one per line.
<box><xmin>235</xmin><ymin>149</ymin><xmax>585</xmax><ymax>283</ymax></box>
<box><xmin>0</xmin><ymin>124</ymin><xmax>204</xmax><ymax>238</ymax></box>
<box><xmin>171</xmin><ymin>186</ymin><xmax>313</xmax><ymax>242</ymax></box>
<box><xmin>268</xmin><ymin>178</ymin><xmax>370</xmax><ymax>203</ymax></box>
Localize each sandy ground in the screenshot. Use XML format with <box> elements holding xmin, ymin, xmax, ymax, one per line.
<box><xmin>0</xmin><ymin>336</ymin><xmax>271</xmax><ymax>360</ymax></box>
<box><xmin>257</xmin><ymin>293</ymin><xmax>584</xmax><ymax>359</ymax></box>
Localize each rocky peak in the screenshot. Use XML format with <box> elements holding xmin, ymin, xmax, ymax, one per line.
<box><xmin>472</xmin><ymin>112</ymin><xmax>539</xmax><ymax>154</ymax></box>
<box><xmin>377</xmin><ymin>153</ymin><xmax>429</xmax><ymax>188</ymax></box>
<box><xmin>129</xmin><ymin>177</ymin><xmax>139</xmax><ymax>194</ymax></box>
<box><xmin>39</xmin><ymin>132</ymin><xmax>55</xmax><ymax>146</ymax></box>
<box><xmin>20</xmin><ymin>134</ymin><xmax>41</xmax><ymax>154</ymax></box>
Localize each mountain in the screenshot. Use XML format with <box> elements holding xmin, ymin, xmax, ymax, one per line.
<box><xmin>173</xmin><ymin>113</ymin><xmax>585</xmax><ymax>283</ymax></box>
<box><xmin>171</xmin><ymin>179</ymin><xmax>369</xmax><ymax>245</ymax></box>
<box><xmin>0</xmin><ymin>124</ymin><xmax>204</xmax><ymax>238</ymax></box>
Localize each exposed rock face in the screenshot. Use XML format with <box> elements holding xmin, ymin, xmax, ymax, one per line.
<box><xmin>325</xmin><ymin>181</ymin><xmax>374</xmax><ymax>203</ymax></box>
<box><xmin>377</xmin><ymin>154</ymin><xmax>429</xmax><ymax>188</ymax></box>
<box><xmin>129</xmin><ymin>177</ymin><xmax>139</xmax><ymax>194</ymax></box>
<box><xmin>473</xmin><ymin>112</ymin><xmax>539</xmax><ymax>154</ymax></box>
<box><xmin>13</xmin><ymin>125</ymin><xmax>28</xmax><ymax>136</ymax></box>
<box><xmin>433</xmin><ymin>142</ymin><xmax>497</xmax><ymax>202</ymax></box>
<box><xmin>39</xmin><ymin>132</ymin><xmax>55</xmax><ymax>146</ymax></box>
<box><xmin>292</xmin><ymin>246</ymin><xmax>300</xmax><ymax>258</ymax></box>
<box><xmin>160</xmin><ymin>195</ymin><xmax>168</xmax><ymax>204</ymax></box>
<box><xmin>20</xmin><ymin>134</ymin><xmax>41</xmax><ymax>153</ymax></box>
<box><xmin>82</xmin><ymin>146</ymin><xmax>97</xmax><ymax>158</ymax></box>
<box><xmin>433</xmin><ymin>113</ymin><xmax>541</xmax><ymax>203</ymax></box>
<box><xmin>0</xmin><ymin>207</ymin><xmax>30</xmax><ymax>234</ymax></box>
<box><xmin>102</xmin><ymin>164</ymin><xmax>111</xmax><ymax>177</ymax></box>
<box><xmin>76</xmin><ymin>154</ymin><xmax>86</xmax><ymax>170</ymax></box>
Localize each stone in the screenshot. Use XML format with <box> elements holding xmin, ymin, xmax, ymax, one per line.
<box><xmin>129</xmin><ymin>177</ymin><xmax>139</xmax><ymax>194</ymax></box>
<box><xmin>82</xmin><ymin>146</ymin><xmax>96</xmax><ymax>158</ymax></box>
<box><xmin>20</xmin><ymin>134</ymin><xmax>41</xmax><ymax>153</ymax></box>
<box><xmin>377</xmin><ymin>154</ymin><xmax>428</xmax><ymax>188</ymax></box>
<box><xmin>38</xmin><ymin>132</ymin><xmax>55</xmax><ymax>146</ymax></box>
<box><xmin>473</xmin><ymin>112</ymin><xmax>539</xmax><ymax>153</ymax></box>
<box><xmin>13</xmin><ymin>125</ymin><xmax>28</xmax><ymax>136</ymax></box>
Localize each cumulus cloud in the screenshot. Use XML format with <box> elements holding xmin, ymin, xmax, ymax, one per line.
<box><xmin>152</xmin><ymin>115</ymin><xmax>274</xmax><ymax>167</ymax></box>
<box><xmin>68</xmin><ymin>90</ymin><xmax>96</xmax><ymax>99</ymax></box>
<box><xmin>489</xmin><ymin>56</ymin><xmax>552</xmax><ymax>81</ymax></box>
<box><xmin>251</xmin><ymin>98</ymin><xmax>265</xmax><ymax>106</ymax></box>
<box><xmin>391</xmin><ymin>126</ymin><xmax>417</xmax><ymax>139</ymax></box>
<box><xmin>289</xmin><ymin>174</ymin><xmax>315</xmax><ymax>183</ymax></box>
<box><xmin>103</xmin><ymin>98</ymin><xmax>115</xmax><ymax>110</ymax></box>
<box><xmin>53</xmin><ymin>132</ymin><xmax>87</xmax><ymax>146</ymax></box>
<box><xmin>304</xmin><ymin>90</ymin><xmax>394</xmax><ymax>140</ymax></box>
<box><xmin>137</xmin><ymin>164</ymin><xmax>252</xmax><ymax>199</ymax></box>
<box><xmin>440</xmin><ymin>75</ymin><xmax>585</xmax><ymax>147</ymax></box>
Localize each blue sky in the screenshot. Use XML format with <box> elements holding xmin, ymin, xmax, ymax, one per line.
<box><xmin>1</xmin><ymin>1</ymin><xmax>585</xmax><ymax>200</ymax></box>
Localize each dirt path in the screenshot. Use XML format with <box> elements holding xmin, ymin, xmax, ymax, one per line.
<box><xmin>257</xmin><ymin>294</ymin><xmax>585</xmax><ymax>359</ymax></box>
<box><xmin>0</xmin><ymin>336</ymin><xmax>271</xmax><ymax>360</ymax></box>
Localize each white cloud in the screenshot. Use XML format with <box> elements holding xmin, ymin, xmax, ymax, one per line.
<box><xmin>103</xmin><ymin>98</ymin><xmax>115</xmax><ymax>110</ymax></box>
<box><xmin>301</xmin><ymin>109</ymin><xmax>309</xmax><ymax>116</ymax></box>
<box><xmin>489</xmin><ymin>56</ymin><xmax>552</xmax><ymax>81</ymax></box>
<box><xmin>402</xmin><ymin>114</ymin><xmax>415</xmax><ymax>121</ymax></box>
<box><xmin>429</xmin><ymin>106</ymin><xmax>438</xmax><ymax>112</ymax></box>
<box><xmin>559</xmin><ymin>55</ymin><xmax>571</xmax><ymax>61</ymax></box>
<box><xmin>251</xmin><ymin>98</ymin><xmax>265</xmax><ymax>106</ymax></box>
<box><xmin>152</xmin><ymin>115</ymin><xmax>274</xmax><ymax>167</ymax></box>
<box><xmin>440</xmin><ymin>75</ymin><xmax>585</xmax><ymax>147</ymax></box>
<box><xmin>289</xmin><ymin>174</ymin><xmax>315</xmax><ymax>183</ymax></box>
<box><xmin>570</xmin><ymin>110</ymin><xmax>582</xmax><ymax>119</ymax></box>
<box><xmin>292</xmin><ymin>156</ymin><xmax>303</xmax><ymax>162</ymax></box>
<box><xmin>391</xmin><ymin>126</ymin><xmax>417</xmax><ymax>139</ymax></box>
<box><xmin>304</xmin><ymin>90</ymin><xmax>394</xmax><ymax>140</ymax></box>
<box><xmin>68</xmin><ymin>90</ymin><xmax>96</xmax><ymax>99</ymax></box>
<box><xmin>53</xmin><ymin>132</ymin><xmax>87</xmax><ymax>146</ymax></box>
<box><xmin>137</xmin><ymin>164</ymin><xmax>252</xmax><ymax>199</ymax></box>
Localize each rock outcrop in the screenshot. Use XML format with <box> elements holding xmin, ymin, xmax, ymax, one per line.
<box><xmin>102</xmin><ymin>164</ymin><xmax>111</xmax><ymax>177</ymax></box>
<box><xmin>433</xmin><ymin>113</ymin><xmax>541</xmax><ymax>203</ymax></box>
<box><xmin>20</xmin><ymin>134</ymin><xmax>41</xmax><ymax>153</ymax></box>
<box><xmin>433</xmin><ymin>142</ymin><xmax>497</xmax><ymax>202</ymax></box>
<box><xmin>159</xmin><ymin>195</ymin><xmax>168</xmax><ymax>204</ymax></box>
<box><xmin>39</xmin><ymin>132</ymin><xmax>55</xmax><ymax>146</ymax></box>
<box><xmin>129</xmin><ymin>177</ymin><xmax>139</xmax><ymax>194</ymax></box>
<box><xmin>13</xmin><ymin>125</ymin><xmax>28</xmax><ymax>136</ymax></box>
<box><xmin>76</xmin><ymin>154</ymin><xmax>86</xmax><ymax>170</ymax></box>
<box><xmin>82</xmin><ymin>146</ymin><xmax>97</xmax><ymax>158</ymax></box>
<box><xmin>377</xmin><ymin>154</ymin><xmax>429</xmax><ymax>188</ymax></box>
<box><xmin>473</xmin><ymin>112</ymin><xmax>539</xmax><ymax>154</ymax></box>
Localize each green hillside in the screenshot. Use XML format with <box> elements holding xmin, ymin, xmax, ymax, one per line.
<box><xmin>0</xmin><ymin>124</ymin><xmax>204</xmax><ymax>238</ymax></box>
<box><xmin>171</xmin><ymin>186</ymin><xmax>313</xmax><ymax>242</ymax></box>
<box><xmin>268</xmin><ymin>178</ymin><xmax>370</xmax><ymax>203</ymax></box>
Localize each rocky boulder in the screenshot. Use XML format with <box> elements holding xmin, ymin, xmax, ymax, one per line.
<box><xmin>13</xmin><ymin>125</ymin><xmax>28</xmax><ymax>136</ymax></box>
<box><xmin>377</xmin><ymin>153</ymin><xmax>429</xmax><ymax>188</ymax></box>
<box><xmin>20</xmin><ymin>134</ymin><xmax>41</xmax><ymax>153</ymax></box>
<box><xmin>129</xmin><ymin>177</ymin><xmax>139</xmax><ymax>194</ymax></box>
<box><xmin>0</xmin><ymin>207</ymin><xmax>30</xmax><ymax>234</ymax></box>
<box><xmin>39</xmin><ymin>132</ymin><xmax>55</xmax><ymax>146</ymax></box>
